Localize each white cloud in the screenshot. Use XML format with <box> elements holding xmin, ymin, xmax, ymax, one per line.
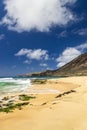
<box><xmin>56</xmin><ymin>42</ymin><xmax>87</xmax><ymax>68</ymax></box>
<box><xmin>76</xmin><ymin>42</ymin><xmax>87</xmax><ymax>51</ymax></box>
<box><xmin>73</xmin><ymin>28</ymin><xmax>87</xmax><ymax>36</ymax></box>
<box><xmin>40</xmin><ymin>63</ymin><xmax>48</xmax><ymax>67</ymax></box>
<box><xmin>24</xmin><ymin>60</ymin><xmax>31</xmax><ymax>64</ymax></box>
<box><xmin>1</xmin><ymin>0</ymin><xmax>77</xmax><ymax>32</ymax></box>
<box><xmin>56</xmin><ymin>48</ymin><xmax>81</xmax><ymax>68</ymax></box>
<box><xmin>58</xmin><ymin>30</ymin><xmax>67</xmax><ymax>38</ymax></box>
<box><xmin>0</xmin><ymin>34</ymin><xmax>5</xmax><ymax>40</ymax></box>
<box><xmin>15</xmin><ymin>49</ymin><xmax>30</xmax><ymax>56</ymax></box>
<box><xmin>15</xmin><ymin>48</ymin><xmax>49</xmax><ymax>60</ymax></box>
<box><xmin>46</xmin><ymin>67</ymin><xmax>53</xmax><ymax>70</ymax></box>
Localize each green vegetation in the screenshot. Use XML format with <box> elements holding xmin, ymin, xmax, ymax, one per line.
<box><xmin>0</xmin><ymin>94</ymin><xmax>36</xmax><ymax>113</ymax></box>
<box><xmin>0</xmin><ymin>102</ymin><xmax>29</xmax><ymax>113</ymax></box>
<box><xmin>0</xmin><ymin>107</ymin><xmax>13</xmax><ymax>113</ymax></box>
<box><xmin>31</xmin><ymin>79</ymin><xmax>47</xmax><ymax>84</ymax></box>
<box><xmin>19</xmin><ymin>94</ymin><xmax>36</xmax><ymax>101</ymax></box>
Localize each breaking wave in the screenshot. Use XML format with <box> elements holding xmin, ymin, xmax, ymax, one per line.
<box><xmin>0</xmin><ymin>77</ymin><xmax>31</xmax><ymax>94</ymax></box>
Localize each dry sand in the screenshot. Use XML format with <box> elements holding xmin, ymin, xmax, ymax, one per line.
<box><xmin>0</xmin><ymin>76</ymin><xmax>87</xmax><ymax>130</ymax></box>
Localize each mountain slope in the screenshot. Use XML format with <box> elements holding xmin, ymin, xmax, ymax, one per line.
<box><xmin>53</xmin><ymin>53</ymin><xmax>87</xmax><ymax>76</ymax></box>
<box><xmin>20</xmin><ymin>53</ymin><xmax>87</xmax><ymax>77</ymax></box>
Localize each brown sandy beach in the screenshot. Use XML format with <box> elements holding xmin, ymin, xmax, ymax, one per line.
<box><xmin>0</xmin><ymin>76</ymin><xmax>87</xmax><ymax>130</ymax></box>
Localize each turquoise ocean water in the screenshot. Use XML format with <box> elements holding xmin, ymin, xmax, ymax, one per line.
<box><xmin>0</xmin><ymin>77</ymin><xmax>31</xmax><ymax>95</ymax></box>
<box><xmin>0</xmin><ymin>76</ymin><xmax>62</xmax><ymax>95</ymax></box>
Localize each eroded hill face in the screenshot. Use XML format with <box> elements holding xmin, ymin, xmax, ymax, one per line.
<box><xmin>53</xmin><ymin>53</ymin><xmax>87</xmax><ymax>76</ymax></box>
<box><xmin>19</xmin><ymin>53</ymin><xmax>87</xmax><ymax>77</ymax></box>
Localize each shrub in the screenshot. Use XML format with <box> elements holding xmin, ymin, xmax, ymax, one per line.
<box><xmin>31</xmin><ymin>79</ymin><xmax>47</xmax><ymax>84</ymax></box>
<box><xmin>19</xmin><ymin>94</ymin><xmax>35</xmax><ymax>101</ymax></box>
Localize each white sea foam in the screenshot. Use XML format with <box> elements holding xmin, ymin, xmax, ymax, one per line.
<box><xmin>0</xmin><ymin>78</ymin><xmax>31</xmax><ymax>94</ymax></box>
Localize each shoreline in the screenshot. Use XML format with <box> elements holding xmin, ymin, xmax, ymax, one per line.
<box><xmin>0</xmin><ymin>77</ymin><xmax>79</xmax><ymax>102</ymax></box>
<box><xmin>0</xmin><ymin>76</ymin><xmax>87</xmax><ymax>130</ymax></box>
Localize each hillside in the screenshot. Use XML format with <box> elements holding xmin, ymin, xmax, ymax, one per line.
<box><xmin>20</xmin><ymin>53</ymin><xmax>87</xmax><ymax>77</ymax></box>
<box><xmin>53</xmin><ymin>53</ymin><xmax>87</xmax><ymax>76</ymax></box>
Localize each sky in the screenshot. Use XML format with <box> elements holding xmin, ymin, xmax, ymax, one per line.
<box><xmin>0</xmin><ymin>0</ymin><xmax>87</xmax><ymax>76</ymax></box>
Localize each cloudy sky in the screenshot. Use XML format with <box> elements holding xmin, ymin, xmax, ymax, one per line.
<box><xmin>0</xmin><ymin>0</ymin><xmax>87</xmax><ymax>76</ymax></box>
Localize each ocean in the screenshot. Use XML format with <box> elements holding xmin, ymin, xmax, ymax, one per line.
<box><xmin>0</xmin><ymin>76</ymin><xmax>62</xmax><ymax>95</ymax></box>
<box><xmin>0</xmin><ymin>77</ymin><xmax>31</xmax><ymax>95</ymax></box>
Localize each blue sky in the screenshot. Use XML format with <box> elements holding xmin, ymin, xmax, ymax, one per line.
<box><xmin>0</xmin><ymin>0</ymin><xmax>87</xmax><ymax>76</ymax></box>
